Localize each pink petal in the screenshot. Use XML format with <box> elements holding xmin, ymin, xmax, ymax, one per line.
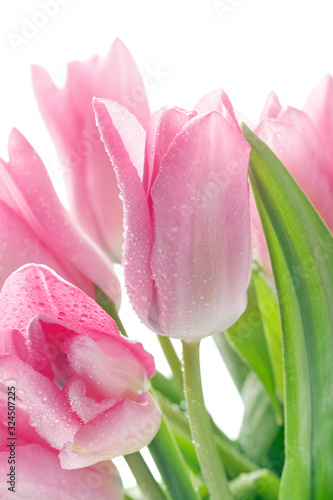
<box><xmin>32</xmin><ymin>39</ymin><xmax>150</xmax><ymax>262</ymax></box>
<box><xmin>143</xmin><ymin>107</ymin><xmax>197</xmax><ymax>196</ymax></box>
<box><xmin>0</xmin><ymin>389</ymin><xmax>53</xmax><ymax>449</ymax></box>
<box><xmin>31</xmin><ymin>63</ymin><xmax>110</xmax><ymax>250</ymax></box>
<box><xmin>3</xmin><ymin>129</ymin><xmax>121</xmax><ymax>305</ymax></box>
<box><xmin>194</xmin><ymin>89</ymin><xmax>241</xmax><ymax>132</ymax></box>
<box><xmin>0</xmin><ymin>355</ymin><xmax>81</xmax><ymax>449</ymax></box>
<box><xmin>94</xmin><ymin>99</ymin><xmax>154</xmax><ymax>326</ymax></box>
<box><xmin>256</xmin><ymin>118</ymin><xmax>333</xmax><ymax>232</ymax></box>
<box><xmin>83</xmin><ymin>139</ymin><xmax>124</xmax><ymax>262</ymax></box>
<box><xmin>303</xmin><ymin>74</ymin><xmax>333</xmax><ymax>190</ymax></box>
<box><xmin>0</xmin><ymin>445</ymin><xmax>122</xmax><ymax>500</ymax></box>
<box><xmin>0</xmin><ymin>200</ymin><xmax>79</xmax><ymax>292</ymax></box>
<box><xmin>62</xmin><ymin>334</ymin><xmax>147</xmax><ymax>402</ymax></box>
<box><xmin>0</xmin><ymin>265</ymin><xmax>156</xmax><ymax>380</ymax></box>
<box><xmin>259</xmin><ymin>91</ymin><xmax>282</xmax><ymax>120</ymax></box>
<box><xmin>150</xmin><ymin>111</ymin><xmax>251</xmax><ymax>341</ymax></box>
<box><xmin>64</xmin><ymin>377</ymin><xmax>120</xmax><ymax>423</ymax></box>
<box><xmin>66</xmin><ymin>38</ymin><xmax>150</xmax><ymax>129</ymax></box>
<box><xmin>0</xmin><ymin>328</ymin><xmax>28</xmax><ymax>359</ymax></box>
<box><xmin>60</xmin><ymin>392</ymin><xmax>161</xmax><ymax>469</ymax></box>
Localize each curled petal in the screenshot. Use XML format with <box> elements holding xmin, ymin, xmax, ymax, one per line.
<box><xmin>0</xmin><ymin>265</ymin><xmax>156</xmax><ymax>380</ymax></box>
<box><xmin>60</xmin><ymin>392</ymin><xmax>161</xmax><ymax>469</ymax></box>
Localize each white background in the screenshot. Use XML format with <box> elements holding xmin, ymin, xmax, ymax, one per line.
<box><xmin>0</xmin><ymin>0</ymin><xmax>332</xmax><ymax>487</ymax></box>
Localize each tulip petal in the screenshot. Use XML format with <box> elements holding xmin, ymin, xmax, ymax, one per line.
<box><xmin>143</xmin><ymin>107</ymin><xmax>197</xmax><ymax>196</ymax></box>
<box><xmin>62</xmin><ymin>334</ymin><xmax>147</xmax><ymax>402</ymax></box>
<box><xmin>2</xmin><ymin>129</ymin><xmax>121</xmax><ymax>305</ymax></box>
<box><xmin>260</xmin><ymin>91</ymin><xmax>282</xmax><ymax>120</ymax></box>
<box><xmin>0</xmin><ymin>355</ymin><xmax>81</xmax><ymax>449</ymax></box>
<box><xmin>0</xmin><ymin>200</ymin><xmax>78</xmax><ymax>292</ymax></box>
<box><xmin>60</xmin><ymin>392</ymin><xmax>161</xmax><ymax>469</ymax></box>
<box><xmin>63</xmin><ymin>377</ymin><xmax>120</xmax><ymax>423</ymax></box>
<box><xmin>0</xmin><ymin>444</ymin><xmax>122</xmax><ymax>500</ymax></box>
<box><xmin>150</xmin><ymin>111</ymin><xmax>251</xmax><ymax>341</ymax></box>
<box><xmin>303</xmin><ymin>74</ymin><xmax>333</xmax><ymax>190</ymax></box>
<box><xmin>67</xmin><ymin>38</ymin><xmax>150</xmax><ymax>129</ymax></box>
<box><xmin>194</xmin><ymin>89</ymin><xmax>241</xmax><ymax>132</ymax></box>
<box><xmin>256</xmin><ymin>118</ymin><xmax>333</xmax><ymax>232</ymax></box>
<box><xmin>0</xmin><ymin>328</ymin><xmax>28</xmax><ymax>359</ymax></box>
<box><xmin>94</xmin><ymin>99</ymin><xmax>154</xmax><ymax>325</ymax></box>
<box><xmin>31</xmin><ymin>64</ymin><xmax>112</xmax><ymax>250</ymax></box>
<box><xmin>0</xmin><ymin>265</ymin><xmax>155</xmax><ymax>380</ymax></box>
<box><xmin>0</xmin><ymin>389</ymin><xmax>53</xmax><ymax>448</ymax></box>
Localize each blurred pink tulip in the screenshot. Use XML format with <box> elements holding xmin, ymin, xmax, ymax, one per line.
<box><xmin>0</xmin><ymin>128</ymin><xmax>121</xmax><ymax>307</ymax></box>
<box><xmin>32</xmin><ymin>38</ymin><xmax>151</xmax><ymax>262</ymax></box>
<box><xmin>251</xmin><ymin>75</ymin><xmax>333</xmax><ymax>274</ymax></box>
<box><xmin>0</xmin><ymin>265</ymin><xmax>160</xmax><ymax>470</ymax></box>
<box><xmin>94</xmin><ymin>90</ymin><xmax>252</xmax><ymax>342</ymax></box>
<box><xmin>0</xmin><ymin>441</ymin><xmax>122</xmax><ymax>500</ymax></box>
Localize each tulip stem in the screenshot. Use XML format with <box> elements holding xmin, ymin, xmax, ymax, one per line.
<box><xmin>125</xmin><ymin>452</ymin><xmax>167</xmax><ymax>500</ymax></box>
<box><xmin>182</xmin><ymin>340</ymin><xmax>234</xmax><ymax>500</ymax></box>
<box><xmin>158</xmin><ymin>335</ymin><xmax>183</xmax><ymax>392</ymax></box>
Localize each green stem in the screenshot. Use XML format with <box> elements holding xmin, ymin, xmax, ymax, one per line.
<box><xmin>182</xmin><ymin>340</ymin><xmax>234</xmax><ymax>500</ymax></box>
<box><xmin>125</xmin><ymin>453</ymin><xmax>167</xmax><ymax>500</ymax></box>
<box><xmin>149</xmin><ymin>414</ymin><xmax>200</xmax><ymax>500</ymax></box>
<box><xmin>158</xmin><ymin>392</ymin><xmax>258</xmax><ymax>475</ymax></box>
<box><xmin>158</xmin><ymin>336</ymin><xmax>183</xmax><ymax>391</ymax></box>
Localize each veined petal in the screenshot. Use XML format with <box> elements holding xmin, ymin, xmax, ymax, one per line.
<box><xmin>150</xmin><ymin>111</ymin><xmax>251</xmax><ymax>341</ymax></box>
<box><xmin>60</xmin><ymin>392</ymin><xmax>161</xmax><ymax>469</ymax></box>
<box><xmin>94</xmin><ymin>99</ymin><xmax>154</xmax><ymax>326</ymax></box>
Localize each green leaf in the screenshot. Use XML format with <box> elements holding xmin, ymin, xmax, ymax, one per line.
<box><xmin>252</xmin><ymin>271</ymin><xmax>283</xmax><ymax>399</ymax></box>
<box><xmin>238</xmin><ymin>372</ymin><xmax>282</xmax><ymax>471</ymax></box>
<box><xmin>242</xmin><ymin>124</ymin><xmax>333</xmax><ymax>499</ymax></box>
<box><xmin>148</xmin><ymin>414</ymin><xmax>200</xmax><ymax>500</ymax></box>
<box><xmin>224</xmin><ymin>277</ymin><xmax>283</xmax><ymax>423</ymax></box>
<box><xmin>214</xmin><ymin>330</ymin><xmax>250</xmax><ymax>393</ymax></box>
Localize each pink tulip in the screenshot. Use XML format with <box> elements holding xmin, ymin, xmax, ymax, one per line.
<box><xmin>0</xmin><ymin>128</ymin><xmax>121</xmax><ymax>307</ymax></box>
<box><xmin>251</xmin><ymin>75</ymin><xmax>333</xmax><ymax>273</ymax></box>
<box><xmin>94</xmin><ymin>90</ymin><xmax>252</xmax><ymax>342</ymax></box>
<box><xmin>0</xmin><ymin>438</ymin><xmax>122</xmax><ymax>500</ymax></box>
<box><xmin>32</xmin><ymin>38</ymin><xmax>151</xmax><ymax>262</ymax></box>
<box><xmin>0</xmin><ymin>264</ymin><xmax>161</xmax><ymax>470</ymax></box>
